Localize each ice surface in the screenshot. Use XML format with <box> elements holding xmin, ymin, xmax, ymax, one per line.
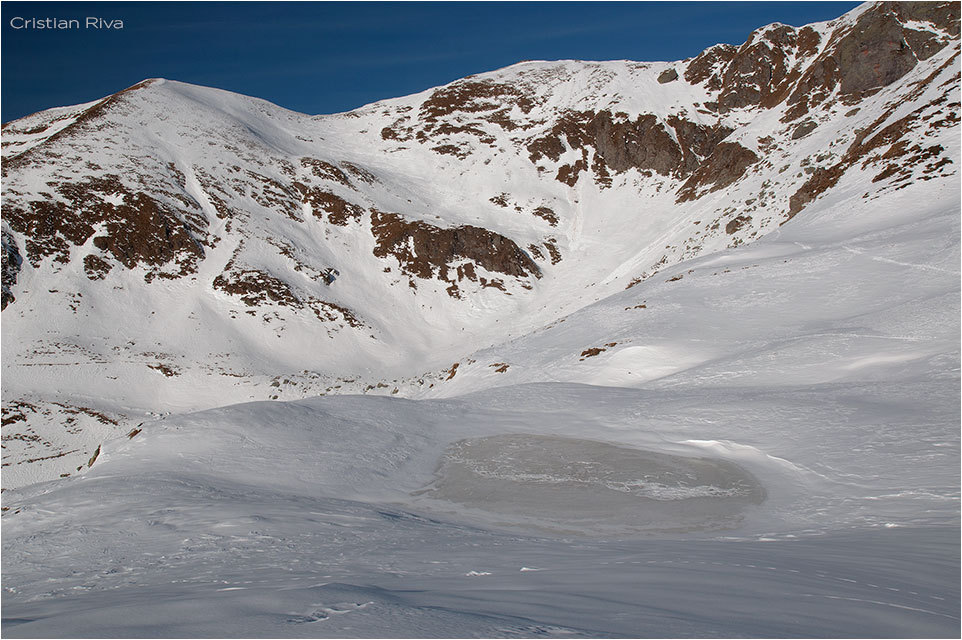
<box><xmin>417</xmin><ymin>434</ymin><xmax>765</xmax><ymax>535</ymax></box>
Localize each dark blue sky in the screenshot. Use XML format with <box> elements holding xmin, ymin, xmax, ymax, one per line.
<box><xmin>2</xmin><ymin>1</ymin><xmax>860</xmax><ymax>123</ymax></box>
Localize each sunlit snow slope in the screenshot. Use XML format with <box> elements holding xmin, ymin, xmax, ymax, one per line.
<box><xmin>1</xmin><ymin>2</ymin><xmax>960</xmax><ymax>637</ymax></box>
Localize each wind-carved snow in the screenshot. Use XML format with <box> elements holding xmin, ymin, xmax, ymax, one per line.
<box><xmin>1</xmin><ymin>379</ymin><xmax>958</xmax><ymax>637</ymax></box>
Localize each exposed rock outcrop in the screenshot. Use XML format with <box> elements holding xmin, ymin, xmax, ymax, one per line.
<box><xmin>1</xmin><ymin>174</ymin><xmax>207</xmax><ymax>279</ymax></box>
<box><xmin>293</xmin><ymin>183</ymin><xmax>365</xmax><ymax>225</ymax></box>
<box><xmin>679</xmin><ymin>1</ymin><xmax>959</xmax><ymax>122</ymax></box>
<box><xmin>785</xmin><ymin>2</ymin><xmax>958</xmax><ymax>119</ymax></box>
<box><xmin>527</xmin><ymin>110</ymin><xmax>734</xmax><ymax>185</ymax></box>
<box><xmin>2</xmin><ymin>229</ymin><xmax>23</xmax><ymax>310</ymax></box>
<box><xmin>676</xmin><ymin>142</ymin><xmax>760</xmax><ymax>202</ymax></box>
<box><xmin>370</xmin><ymin>210</ymin><xmax>540</xmax><ymax>297</ymax></box>
<box><xmin>213</xmin><ymin>262</ymin><xmax>363</xmax><ymax>327</ymax></box>
<box><xmin>657</xmin><ymin>68</ymin><xmax>679</xmax><ymax>83</ymax></box>
<box><xmin>789</xmin><ymin>50</ymin><xmax>959</xmax><ymax>217</ymax></box>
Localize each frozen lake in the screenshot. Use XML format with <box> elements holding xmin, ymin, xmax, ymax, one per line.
<box><xmin>416</xmin><ymin>434</ymin><xmax>766</xmax><ymax>535</ymax></box>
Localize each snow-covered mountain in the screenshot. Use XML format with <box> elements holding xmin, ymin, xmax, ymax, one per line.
<box><xmin>1</xmin><ymin>2</ymin><xmax>959</xmax><ymax>636</ymax></box>
<box><xmin>2</xmin><ymin>0</ymin><xmax>958</xmax><ymax>488</ymax></box>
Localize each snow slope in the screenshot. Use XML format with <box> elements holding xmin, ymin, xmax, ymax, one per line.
<box><xmin>2</xmin><ymin>371</ymin><xmax>958</xmax><ymax>636</ymax></box>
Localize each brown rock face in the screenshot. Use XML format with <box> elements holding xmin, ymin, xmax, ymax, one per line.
<box><xmin>714</xmin><ymin>26</ymin><xmax>797</xmax><ymax>111</ymax></box>
<box><xmin>82</xmin><ymin>254</ymin><xmax>112</xmax><ymax>281</ymax></box>
<box><xmin>89</xmin><ymin>192</ymin><xmax>205</xmax><ymax>272</ymax></box>
<box><xmin>687</xmin><ymin>24</ymin><xmax>819</xmax><ymax>114</ymax></box>
<box><xmin>213</xmin><ymin>262</ymin><xmax>363</xmax><ymax>327</ymax></box>
<box><xmin>293</xmin><ymin>183</ymin><xmax>364</xmax><ymax>225</ymax></box>
<box><xmin>680</xmin><ymin>2</ymin><xmax>958</xmax><ymax>121</ymax></box>
<box><xmin>665</xmin><ymin>116</ymin><xmax>736</xmax><ymax>173</ymax></box>
<box><xmin>389</xmin><ymin>78</ymin><xmax>544</xmax><ymax>157</ymax></box>
<box><xmin>892</xmin><ymin>1</ymin><xmax>961</xmax><ymax>35</ymax></box>
<box><xmin>1</xmin><ymin>174</ymin><xmax>207</xmax><ymax>279</ymax></box>
<box><xmin>379</xmin><ymin>77</ymin><xmax>547</xmax><ymax>159</ymax></box>
<box><xmin>657</xmin><ymin>68</ymin><xmax>679</xmax><ymax>83</ymax></box>
<box><xmin>685</xmin><ymin>44</ymin><xmax>738</xmax><ymax>90</ymax></box>
<box><xmin>300</xmin><ymin>157</ymin><xmax>354</xmax><ymax>188</ymax></box>
<box><xmin>1</xmin><ymin>230</ymin><xmax>22</xmax><ymax>310</ymax></box>
<box><xmin>788</xmin><ymin>54</ymin><xmax>959</xmax><ymax>218</ymax></box>
<box><xmin>213</xmin><ymin>267</ymin><xmax>301</xmax><ymax>307</ymax></box>
<box><xmin>420</xmin><ymin>79</ymin><xmax>537</xmax><ymax>122</ymax></box>
<box><xmin>791</xmin><ymin>121</ymin><xmax>818</xmax><ymax>139</ymax></box>
<box><xmin>527</xmin><ymin>110</ymin><xmax>733</xmax><ymax>185</ymax></box>
<box><xmin>588</xmin><ymin>112</ymin><xmax>685</xmax><ymax>175</ymax></box>
<box><xmin>370</xmin><ymin>210</ymin><xmax>540</xmax><ymax>296</ymax></box>
<box><xmin>834</xmin><ymin>9</ymin><xmax>919</xmax><ymax>95</ymax></box>
<box><xmin>676</xmin><ymin>142</ymin><xmax>760</xmax><ymax>202</ymax></box>
<box><xmin>725</xmin><ymin>215</ymin><xmax>752</xmax><ymax>234</ymax></box>
<box><xmin>786</xmin><ymin>2</ymin><xmax>959</xmax><ymax>117</ymax></box>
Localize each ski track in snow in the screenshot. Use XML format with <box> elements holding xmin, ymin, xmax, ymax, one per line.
<box><xmin>841</xmin><ymin>245</ymin><xmax>962</xmax><ymax>275</ymax></box>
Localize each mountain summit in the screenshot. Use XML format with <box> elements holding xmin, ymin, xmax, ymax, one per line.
<box><xmin>1</xmin><ymin>1</ymin><xmax>959</xmax><ymax>487</ymax></box>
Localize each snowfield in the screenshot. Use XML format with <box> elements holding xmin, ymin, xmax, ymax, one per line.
<box><xmin>3</xmin><ymin>176</ymin><xmax>959</xmax><ymax>636</ymax></box>
<box><xmin>1</xmin><ymin>377</ymin><xmax>958</xmax><ymax>637</ymax></box>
